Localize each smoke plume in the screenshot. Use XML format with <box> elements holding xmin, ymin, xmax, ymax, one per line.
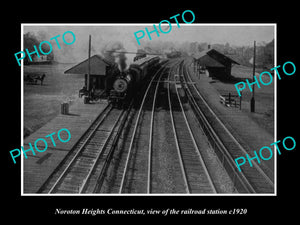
<box><xmin>100</xmin><ymin>41</ymin><xmax>127</xmax><ymax>71</ymax></box>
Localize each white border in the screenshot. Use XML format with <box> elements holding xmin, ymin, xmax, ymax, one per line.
<box><xmin>21</xmin><ymin>23</ymin><xmax>277</xmax><ymax>196</ymax></box>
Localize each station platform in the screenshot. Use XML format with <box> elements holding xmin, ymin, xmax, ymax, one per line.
<box><xmin>23</xmin><ymin>99</ymin><xmax>108</xmax><ymax>194</ymax></box>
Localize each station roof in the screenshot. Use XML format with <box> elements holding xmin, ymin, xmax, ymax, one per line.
<box><xmin>193</xmin><ymin>48</ymin><xmax>239</xmax><ymax>66</ymax></box>
<box><xmin>197</xmin><ymin>55</ymin><xmax>225</xmax><ymax>68</ymax></box>
<box><xmin>64</xmin><ymin>54</ymin><xmax>116</xmax><ymax>75</ymax></box>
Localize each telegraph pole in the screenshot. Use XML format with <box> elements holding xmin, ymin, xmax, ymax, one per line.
<box><xmin>250</xmin><ymin>41</ymin><xmax>256</xmax><ymax>113</ymax></box>
<box><xmin>87</xmin><ymin>35</ymin><xmax>91</xmax><ymax>92</ymax></box>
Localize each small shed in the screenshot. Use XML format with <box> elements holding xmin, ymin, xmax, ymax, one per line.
<box><xmin>64</xmin><ymin>54</ymin><xmax>119</xmax><ymax>94</ymax></box>
<box><xmin>194</xmin><ymin>48</ymin><xmax>239</xmax><ymax>79</ymax></box>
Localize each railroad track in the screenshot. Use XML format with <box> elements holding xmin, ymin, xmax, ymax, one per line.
<box><xmin>109</xmin><ymin>59</ymin><xmax>218</xmax><ymax>194</ymax></box>
<box><xmin>38</xmin><ymin>104</ymin><xmax>129</xmax><ymax>193</ymax></box>
<box><xmin>38</xmin><ymin>57</ymin><xmax>266</xmax><ymax>194</ymax></box>
<box><xmin>167</xmin><ymin>62</ymin><xmax>217</xmax><ymax>193</ymax></box>
<box><xmin>181</xmin><ymin>60</ymin><xmax>274</xmax><ymax>193</ymax></box>
<box><xmin>150</xmin><ymin>62</ymin><xmax>188</xmax><ymax>193</ymax></box>
<box><xmin>117</xmin><ymin>62</ymin><xmax>169</xmax><ymax>193</ymax></box>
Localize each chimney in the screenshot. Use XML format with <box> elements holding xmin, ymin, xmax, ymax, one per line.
<box><xmin>208</xmin><ymin>44</ymin><xmax>211</xmax><ymax>49</ymax></box>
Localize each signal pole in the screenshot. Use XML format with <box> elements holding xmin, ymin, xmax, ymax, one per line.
<box><xmin>250</xmin><ymin>41</ymin><xmax>256</xmax><ymax>113</ymax></box>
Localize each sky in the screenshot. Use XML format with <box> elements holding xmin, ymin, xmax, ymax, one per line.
<box><xmin>23</xmin><ymin>24</ymin><xmax>275</xmax><ymax>63</ymax></box>
<box><xmin>161</xmin><ymin>25</ymin><xmax>275</xmax><ymax>46</ymax></box>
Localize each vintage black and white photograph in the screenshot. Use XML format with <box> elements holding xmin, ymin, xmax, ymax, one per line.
<box><xmin>22</xmin><ymin>24</ymin><xmax>275</xmax><ymax>195</ymax></box>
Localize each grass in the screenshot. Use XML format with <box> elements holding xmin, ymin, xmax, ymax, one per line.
<box><xmin>23</xmin><ymin>63</ymin><xmax>83</xmax><ymax>138</ymax></box>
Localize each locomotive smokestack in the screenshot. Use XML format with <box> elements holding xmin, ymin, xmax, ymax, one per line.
<box><xmin>114</xmin><ymin>51</ymin><xmax>127</xmax><ymax>72</ymax></box>
<box><xmin>101</xmin><ymin>42</ymin><xmax>128</xmax><ymax>72</ymax></box>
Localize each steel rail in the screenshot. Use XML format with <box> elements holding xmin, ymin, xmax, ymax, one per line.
<box><xmin>176</xmin><ymin>62</ymin><xmax>217</xmax><ymax>193</ymax></box>
<box><xmin>118</xmin><ymin>65</ymin><xmax>167</xmax><ymax>194</ymax></box>
<box><xmin>79</xmin><ymin>108</ymin><xmax>126</xmax><ymax>193</ymax></box>
<box><xmin>92</xmin><ymin>101</ymin><xmax>134</xmax><ymax>193</ymax></box>
<box><xmin>167</xmin><ymin>61</ymin><xmax>190</xmax><ymax>193</ymax></box>
<box><xmin>182</xmin><ymin>62</ymin><xmax>274</xmax><ymax>191</ymax></box>
<box><xmin>48</xmin><ymin>104</ymin><xmax>113</xmax><ymax>193</ymax></box>
<box><xmin>183</xmin><ymin>78</ymin><xmax>255</xmax><ymax>192</ymax></box>
<box><xmin>147</xmin><ymin>68</ymin><xmax>165</xmax><ymax>193</ymax></box>
<box><xmin>181</xmin><ymin>64</ymin><xmax>255</xmax><ymax>193</ymax></box>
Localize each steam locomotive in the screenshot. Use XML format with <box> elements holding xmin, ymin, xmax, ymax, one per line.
<box><xmin>108</xmin><ymin>55</ymin><xmax>160</xmax><ymax>106</ymax></box>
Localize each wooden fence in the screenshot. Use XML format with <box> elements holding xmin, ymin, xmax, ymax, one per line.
<box><xmin>220</xmin><ymin>93</ymin><xmax>241</xmax><ymax>109</ymax></box>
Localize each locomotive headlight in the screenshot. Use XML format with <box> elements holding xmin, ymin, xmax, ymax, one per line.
<box><xmin>113</xmin><ymin>78</ymin><xmax>128</xmax><ymax>93</ymax></box>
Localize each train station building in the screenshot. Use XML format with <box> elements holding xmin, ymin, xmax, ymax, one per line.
<box><xmin>193</xmin><ymin>47</ymin><xmax>239</xmax><ymax>79</ymax></box>
<box><xmin>64</xmin><ymin>54</ymin><xmax>119</xmax><ymax>97</ymax></box>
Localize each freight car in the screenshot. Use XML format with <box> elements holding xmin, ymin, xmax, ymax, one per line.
<box><xmin>109</xmin><ymin>55</ymin><xmax>160</xmax><ymax>107</ymax></box>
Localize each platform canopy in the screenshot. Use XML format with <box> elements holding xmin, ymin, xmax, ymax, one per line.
<box><xmin>64</xmin><ymin>54</ymin><xmax>116</xmax><ymax>76</ymax></box>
